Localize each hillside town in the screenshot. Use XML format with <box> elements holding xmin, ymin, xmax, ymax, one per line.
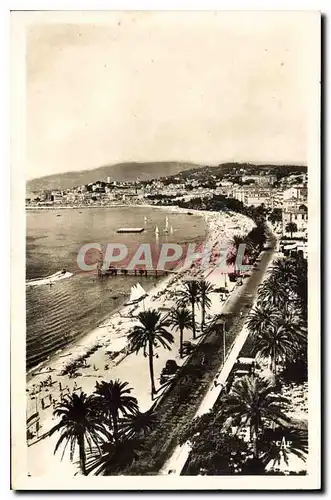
<box><xmin>26</xmin><ymin>164</ymin><xmax>308</xmax><ymax>241</ymax></box>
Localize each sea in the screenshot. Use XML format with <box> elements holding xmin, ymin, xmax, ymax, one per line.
<box><xmin>26</xmin><ymin>206</ymin><xmax>206</xmax><ymax>371</ymax></box>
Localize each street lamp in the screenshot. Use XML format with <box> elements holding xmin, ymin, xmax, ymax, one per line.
<box><xmin>214</xmin><ymin>315</ymin><xmax>226</xmax><ymax>364</ymax></box>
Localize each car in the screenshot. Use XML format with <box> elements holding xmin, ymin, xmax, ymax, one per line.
<box><xmin>159</xmin><ymin>359</ymin><xmax>179</xmax><ymax>384</ymax></box>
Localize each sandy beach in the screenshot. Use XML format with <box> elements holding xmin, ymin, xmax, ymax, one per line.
<box><xmin>26</xmin><ymin>207</ymin><xmax>255</xmax><ymax>476</ymax></box>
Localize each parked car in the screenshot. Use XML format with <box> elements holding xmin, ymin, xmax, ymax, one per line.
<box><xmin>160</xmin><ymin>359</ymin><xmax>179</xmax><ymax>384</ymax></box>
<box><xmin>233</xmin><ymin>357</ymin><xmax>258</xmax><ymax>378</ymax></box>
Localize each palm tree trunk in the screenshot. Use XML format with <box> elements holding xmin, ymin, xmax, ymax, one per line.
<box><xmin>272</xmin><ymin>345</ymin><xmax>277</xmax><ymax>378</ymax></box>
<box><xmin>179</xmin><ymin>327</ymin><xmax>184</xmax><ymax>358</ymax></box>
<box><xmin>148</xmin><ymin>340</ymin><xmax>156</xmax><ymax>397</ymax></box>
<box><xmin>201</xmin><ymin>298</ymin><xmax>205</xmax><ymax>330</ymax></box>
<box><xmin>192</xmin><ymin>301</ymin><xmax>196</xmax><ymax>339</ymax></box>
<box><xmin>78</xmin><ymin>436</ymin><xmax>87</xmax><ymax>475</ymax></box>
<box><xmin>112</xmin><ymin>411</ymin><xmax>119</xmax><ymax>442</ymax></box>
<box><xmin>254</xmin><ymin>422</ymin><xmax>259</xmax><ymax>459</ymax></box>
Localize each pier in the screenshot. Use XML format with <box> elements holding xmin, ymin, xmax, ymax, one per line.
<box><xmin>116</xmin><ymin>227</ymin><xmax>144</xmax><ymax>234</ymax></box>
<box><xmin>98</xmin><ymin>267</ymin><xmax>171</xmax><ymax>278</ymax></box>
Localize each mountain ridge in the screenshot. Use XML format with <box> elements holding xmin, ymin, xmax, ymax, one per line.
<box><xmin>26</xmin><ymin>161</ymin><xmax>202</xmax><ymax>192</ymax></box>
<box><xmin>26</xmin><ymin>161</ymin><xmax>307</xmax><ymax>193</ymax></box>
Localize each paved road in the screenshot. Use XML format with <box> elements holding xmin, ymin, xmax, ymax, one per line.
<box><xmin>125</xmin><ymin>229</ymin><xmax>278</xmax><ymax>475</ymax></box>
<box><xmin>159</xmin><ymin>232</ymin><xmax>278</xmax><ymax>475</ymax></box>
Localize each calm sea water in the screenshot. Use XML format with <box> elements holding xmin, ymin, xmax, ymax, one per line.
<box><xmin>26</xmin><ymin>206</ymin><xmax>206</xmax><ymax>370</ymax></box>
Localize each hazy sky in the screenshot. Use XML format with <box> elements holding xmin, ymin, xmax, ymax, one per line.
<box><xmin>26</xmin><ymin>11</ymin><xmax>318</xmax><ymax>180</ymax></box>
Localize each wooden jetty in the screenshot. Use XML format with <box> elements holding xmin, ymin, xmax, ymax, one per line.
<box><xmin>98</xmin><ymin>267</ymin><xmax>173</xmax><ymax>277</ymax></box>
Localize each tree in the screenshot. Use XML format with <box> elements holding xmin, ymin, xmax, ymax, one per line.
<box><xmin>169</xmin><ymin>307</ymin><xmax>193</xmax><ymax>358</ymax></box>
<box><xmin>260</xmin><ymin>427</ymin><xmax>308</xmax><ymax>470</ymax></box>
<box><xmin>254</xmin><ymin>325</ymin><xmax>298</xmax><ymax>377</ymax></box>
<box><xmin>271</xmin><ymin>258</ymin><xmax>296</xmax><ymax>286</ymax></box>
<box><xmin>281</xmin><ymin>344</ymin><xmax>308</xmax><ymax>383</ymax></box>
<box><xmin>49</xmin><ymin>392</ymin><xmax>106</xmax><ymax>475</ymax></box>
<box><xmin>246</xmin><ymin>303</ymin><xmax>281</xmax><ymax>338</ymax></box>
<box><xmin>94</xmin><ymin>380</ymin><xmax>138</xmax><ymax>442</ymax></box>
<box><xmin>178</xmin><ymin>409</ymin><xmax>250</xmax><ymax>475</ymax></box>
<box><xmin>257</xmin><ymin>276</ymin><xmax>288</xmax><ymax>308</ymax></box>
<box><xmin>288</xmin><ymin>256</ymin><xmax>308</xmax><ymax>320</ymax></box>
<box><xmin>198</xmin><ymin>280</ymin><xmax>214</xmax><ymax>330</ymax></box>
<box><xmin>285</xmin><ymin>222</ymin><xmax>297</xmax><ymax>238</ymax></box>
<box><xmin>268</xmin><ymin>208</ymin><xmax>282</xmax><ymax>224</ymax></box>
<box><xmin>121</xmin><ymin>406</ymin><xmax>159</xmax><ymax>439</ymax></box>
<box><xmin>177</xmin><ymin>281</ymin><xmax>201</xmax><ymax>339</ymax></box>
<box><xmin>128</xmin><ymin>309</ymin><xmax>174</xmax><ymax>397</ymax></box>
<box><xmin>221</xmin><ymin>376</ymin><xmax>291</xmax><ymax>459</ymax></box>
<box><xmin>86</xmin><ymin>437</ymin><xmax>143</xmax><ymax>476</ymax></box>
<box><xmin>246</xmin><ymin>223</ymin><xmax>267</xmax><ymax>252</ymax></box>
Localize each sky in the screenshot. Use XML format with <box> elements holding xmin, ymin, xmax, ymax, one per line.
<box><xmin>25</xmin><ymin>11</ymin><xmax>318</xmax><ymax>180</ymax></box>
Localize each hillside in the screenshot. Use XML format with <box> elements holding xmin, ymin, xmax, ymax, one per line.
<box><xmin>26</xmin><ymin>162</ymin><xmax>201</xmax><ymax>192</ymax></box>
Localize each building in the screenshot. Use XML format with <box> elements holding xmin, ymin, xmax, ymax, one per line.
<box><xmin>283</xmin><ymin>185</ymin><xmax>307</xmax><ymax>202</ymax></box>
<box><xmin>241</xmin><ymin>175</ymin><xmax>277</xmax><ymax>186</ymax></box>
<box><xmin>282</xmin><ymin>206</ymin><xmax>308</xmax><ymax>238</ymax></box>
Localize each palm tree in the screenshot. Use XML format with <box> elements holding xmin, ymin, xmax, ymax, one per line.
<box><xmin>128</xmin><ymin>309</ymin><xmax>174</xmax><ymax>397</ymax></box>
<box><xmin>260</xmin><ymin>427</ymin><xmax>308</xmax><ymax>470</ymax></box>
<box><xmin>86</xmin><ymin>436</ymin><xmax>143</xmax><ymax>475</ymax></box>
<box><xmin>226</xmin><ymin>235</ymin><xmax>246</xmax><ymax>268</ymax></box>
<box><xmin>254</xmin><ymin>325</ymin><xmax>297</xmax><ymax>377</ymax></box>
<box><xmin>169</xmin><ymin>307</ymin><xmax>193</xmax><ymax>358</ymax></box>
<box><xmin>199</xmin><ymin>280</ymin><xmax>214</xmax><ymax>330</ymax></box>
<box><xmin>94</xmin><ymin>380</ymin><xmax>138</xmax><ymax>442</ymax></box>
<box><xmin>49</xmin><ymin>392</ymin><xmax>106</xmax><ymax>475</ymax></box>
<box><xmin>246</xmin><ymin>303</ymin><xmax>280</xmax><ymax>338</ymax></box>
<box><xmin>226</xmin><ymin>235</ymin><xmax>253</xmax><ymax>274</ymax></box>
<box><xmin>121</xmin><ymin>405</ymin><xmax>159</xmax><ymax>439</ymax></box>
<box><xmin>257</xmin><ymin>276</ymin><xmax>288</xmax><ymax>308</ymax></box>
<box><xmin>271</xmin><ymin>257</ymin><xmax>296</xmax><ymax>283</ymax></box>
<box><xmin>285</xmin><ymin>221</ymin><xmax>297</xmax><ymax>238</ymax></box>
<box><xmin>221</xmin><ymin>376</ymin><xmax>291</xmax><ymax>459</ymax></box>
<box><xmin>177</xmin><ymin>281</ymin><xmax>200</xmax><ymax>339</ymax></box>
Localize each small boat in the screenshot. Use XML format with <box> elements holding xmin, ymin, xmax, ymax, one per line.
<box><xmin>125</xmin><ymin>283</ymin><xmax>148</xmax><ymax>305</ymax></box>
<box><xmin>155</xmin><ymin>225</ymin><xmax>159</xmax><ymax>236</ymax></box>
<box><xmin>170</xmin><ymin>226</ymin><xmax>174</xmax><ymax>235</ymax></box>
<box><xmin>57</xmin><ymin>214</ymin><xmax>61</xmax><ymax>217</ymax></box>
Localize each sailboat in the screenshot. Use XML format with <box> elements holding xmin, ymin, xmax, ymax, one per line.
<box><xmin>125</xmin><ymin>283</ymin><xmax>148</xmax><ymax>305</ymax></box>
<box><xmin>164</xmin><ymin>216</ymin><xmax>169</xmax><ymax>233</ymax></box>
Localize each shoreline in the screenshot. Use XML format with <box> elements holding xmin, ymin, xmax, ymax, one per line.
<box><xmin>26</xmin><ymin>204</ymin><xmax>208</xmax><ymax>379</ymax></box>
<box><xmin>26</xmin><ymin>206</ymin><xmax>253</xmax><ymax>385</ymax></box>
<box><xmin>26</xmin><ymin>207</ymin><xmax>256</xmax><ymax>473</ymax></box>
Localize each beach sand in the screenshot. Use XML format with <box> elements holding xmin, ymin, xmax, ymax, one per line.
<box><xmin>26</xmin><ymin>208</ymin><xmax>255</xmax><ymax>477</ymax></box>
